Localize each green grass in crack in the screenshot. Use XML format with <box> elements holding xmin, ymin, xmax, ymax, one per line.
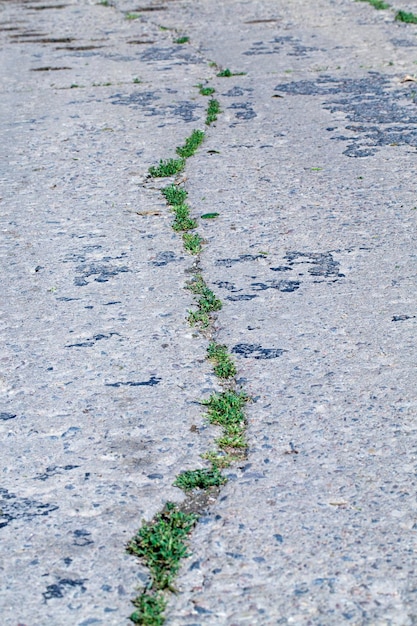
<box><xmin>128</xmin><ymin>503</ymin><xmax>197</xmax><ymax>591</ymax></box>
<box><xmin>206</xmin><ymin>99</ymin><xmax>221</xmax><ymax>125</ymax></box>
<box><xmin>207</xmin><ymin>342</ymin><xmax>236</xmax><ymax>379</ymax></box>
<box><xmin>187</xmin><ymin>275</ymin><xmax>222</xmax><ymax>326</ymax></box>
<box><xmin>197</xmin><ymin>83</ymin><xmax>216</xmax><ymax>96</ymax></box>
<box><xmin>202</xmin><ymin>391</ymin><xmax>248</xmax><ymax>450</ymax></box>
<box><xmin>130</xmin><ymin>592</ymin><xmax>166</xmax><ymax>626</ymax></box>
<box><xmin>174</xmin><ymin>467</ymin><xmax>226</xmax><ymax>491</ymax></box>
<box><xmin>171</xmin><ymin>204</ymin><xmax>197</xmax><ymax>232</ymax></box>
<box><xmin>202</xmin><ymin>450</ymin><xmax>236</xmax><ymax>469</ymax></box>
<box><xmin>161</xmin><ymin>185</ymin><xmax>187</xmax><ymax>206</ymax></box>
<box><xmin>395</xmin><ymin>9</ymin><xmax>417</xmax><ymax>22</ymax></box>
<box><xmin>174</xmin><ymin>36</ymin><xmax>189</xmax><ymax>44</ymax></box>
<box><xmin>149</xmin><ymin>158</ymin><xmax>185</xmax><ymax>178</ymax></box>
<box><xmin>183</xmin><ymin>232</ymin><xmax>203</xmax><ymax>255</ymax></box>
<box><xmin>176</xmin><ymin>129</ymin><xmax>205</xmax><ymax>158</ymax></box>
<box><xmin>216</xmin><ymin>68</ymin><xmax>246</xmax><ymax>77</ymax></box>
<box><xmin>355</xmin><ymin>0</ymin><xmax>389</xmax><ymax>8</ymax></box>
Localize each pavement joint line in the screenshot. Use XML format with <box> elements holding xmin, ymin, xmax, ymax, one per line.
<box><xmin>127</xmin><ymin>70</ymin><xmax>250</xmax><ymax>624</ymax></box>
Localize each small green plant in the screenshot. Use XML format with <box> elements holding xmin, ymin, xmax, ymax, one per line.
<box><xmin>130</xmin><ymin>593</ymin><xmax>166</xmax><ymax>625</ymax></box>
<box><xmin>133</xmin><ymin>77</ymin><xmax>141</xmax><ymax>84</ymax></box>
<box><xmin>216</xmin><ymin>68</ymin><xmax>246</xmax><ymax>77</ymax></box>
<box><xmin>395</xmin><ymin>9</ymin><xmax>417</xmax><ymax>22</ymax></box>
<box><xmin>149</xmin><ymin>158</ymin><xmax>185</xmax><ymax>178</ymax></box>
<box><xmin>197</xmin><ymin>83</ymin><xmax>216</xmax><ymax>96</ymax></box>
<box><xmin>202</xmin><ymin>391</ymin><xmax>248</xmax><ymax>450</ymax></box>
<box><xmin>176</xmin><ymin>129</ymin><xmax>205</xmax><ymax>158</ymax></box>
<box><xmin>171</xmin><ymin>204</ymin><xmax>197</xmax><ymax>232</ymax></box>
<box><xmin>174</xmin><ymin>36</ymin><xmax>189</xmax><ymax>44</ymax></box>
<box><xmin>206</xmin><ymin>99</ymin><xmax>221</xmax><ymax>125</ymax></box>
<box><xmin>98</xmin><ymin>0</ymin><xmax>110</xmax><ymax>5</ymax></box>
<box><xmin>207</xmin><ymin>343</ymin><xmax>236</xmax><ymax>379</ymax></box>
<box><xmin>356</xmin><ymin>0</ymin><xmax>390</xmax><ymax>8</ymax></box>
<box><xmin>125</xmin><ymin>12</ymin><xmax>141</xmax><ymax>19</ymax></box>
<box><xmin>174</xmin><ymin>467</ymin><xmax>226</xmax><ymax>491</ymax></box>
<box><xmin>161</xmin><ymin>185</ymin><xmax>187</xmax><ymax>206</ymax></box>
<box><xmin>183</xmin><ymin>232</ymin><xmax>203</xmax><ymax>254</ymax></box>
<box><xmin>128</xmin><ymin>503</ymin><xmax>197</xmax><ymax>591</ymax></box>
<box><xmin>187</xmin><ymin>275</ymin><xmax>222</xmax><ymax>327</ymax></box>
<box><xmin>201</xmin><ymin>212</ymin><xmax>219</xmax><ymax>219</ymax></box>
<box><xmin>202</xmin><ymin>450</ymin><xmax>235</xmax><ymax>468</ymax></box>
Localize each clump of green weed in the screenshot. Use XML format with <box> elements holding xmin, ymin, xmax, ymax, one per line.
<box><xmin>128</xmin><ymin>503</ymin><xmax>197</xmax><ymax>591</ymax></box>
<box><xmin>206</xmin><ymin>99</ymin><xmax>221</xmax><ymax>125</ymax></box>
<box><xmin>197</xmin><ymin>83</ymin><xmax>215</xmax><ymax>96</ymax></box>
<box><xmin>125</xmin><ymin>11</ymin><xmax>140</xmax><ymax>19</ymax></box>
<box><xmin>133</xmin><ymin>77</ymin><xmax>141</xmax><ymax>84</ymax></box>
<box><xmin>174</xmin><ymin>467</ymin><xmax>226</xmax><ymax>491</ymax></box>
<box><xmin>161</xmin><ymin>185</ymin><xmax>187</xmax><ymax>206</ymax></box>
<box><xmin>176</xmin><ymin>130</ymin><xmax>205</xmax><ymax>158</ymax></box>
<box><xmin>130</xmin><ymin>592</ymin><xmax>166</xmax><ymax>625</ymax></box>
<box><xmin>356</xmin><ymin>0</ymin><xmax>389</xmax><ymax>8</ymax></box>
<box><xmin>183</xmin><ymin>232</ymin><xmax>203</xmax><ymax>255</ymax></box>
<box><xmin>174</xmin><ymin>36</ymin><xmax>189</xmax><ymax>44</ymax></box>
<box><xmin>202</xmin><ymin>391</ymin><xmax>248</xmax><ymax>450</ymax></box>
<box><xmin>186</xmin><ymin>275</ymin><xmax>222</xmax><ymax>326</ymax></box>
<box><xmin>395</xmin><ymin>9</ymin><xmax>417</xmax><ymax>22</ymax></box>
<box><xmin>171</xmin><ymin>204</ymin><xmax>197</xmax><ymax>232</ymax></box>
<box><xmin>207</xmin><ymin>343</ymin><xmax>236</xmax><ymax>379</ymax></box>
<box><xmin>149</xmin><ymin>158</ymin><xmax>185</xmax><ymax>178</ymax></box>
<box><xmin>216</xmin><ymin>68</ymin><xmax>246</xmax><ymax>77</ymax></box>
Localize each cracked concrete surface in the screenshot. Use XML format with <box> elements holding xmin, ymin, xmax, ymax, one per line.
<box><xmin>1</xmin><ymin>0</ymin><xmax>417</xmax><ymax>624</ymax></box>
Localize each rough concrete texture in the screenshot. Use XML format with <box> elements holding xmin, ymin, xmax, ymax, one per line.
<box><xmin>1</xmin><ymin>0</ymin><xmax>417</xmax><ymax>624</ymax></box>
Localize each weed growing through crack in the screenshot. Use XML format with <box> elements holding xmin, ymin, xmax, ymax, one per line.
<box><xmin>202</xmin><ymin>450</ymin><xmax>236</xmax><ymax>469</ymax></box>
<box><xmin>355</xmin><ymin>0</ymin><xmax>390</xmax><ymax>8</ymax></box>
<box><xmin>149</xmin><ymin>158</ymin><xmax>185</xmax><ymax>178</ymax></box>
<box><xmin>171</xmin><ymin>204</ymin><xmax>197</xmax><ymax>232</ymax></box>
<box><xmin>187</xmin><ymin>275</ymin><xmax>222</xmax><ymax>326</ymax></box>
<box><xmin>176</xmin><ymin>129</ymin><xmax>205</xmax><ymax>158</ymax></box>
<box><xmin>395</xmin><ymin>9</ymin><xmax>417</xmax><ymax>22</ymax></box>
<box><xmin>174</xmin><ymin>467</ymin><xmax>226</xmax><ymax>491</ymax></box>
<box><xmin>183</xmin><ymin>232</ymin><xmax>203</xmax><ymax>255</ymax></box>
<box><xmin>130</xmin><ymin>593</ymin><xmax>166</xmax><ymax>626</ymax></box>
<box><xmin>207</xmin><ymin>343</ymin><xmax>236</xmax><ymax>379</ymax></box>
<box><xmin>125</xmin><ymin>12</ymin><xmax>141</xmax><ymax>19</ymax></box>
<box><xmin>128</xmin><ymin>503</ymin><xmax>197</xmax><ymax>590</ymax></box>
<box><xmin>206</xmin><ymin>99</ymin><xmax>221</xmax><ymax>125</ymax></box>
<box><xmin>174</xmin><ymin>36</ymin><xmax>190</xmax><ymax>44</ymax></box>
<box><xmin>161</xmin><ymin>184</ymin><xmax>188</xmax><ymax>206</ymax></box>
<box><xmin>216</xmin><ymin>68</ymin><xmax>246</xmax><ymax>77</ymax></box>
<box><xmin>197</xmin><ymin>83</ymin><xmax>215</xmax><ymax>96</ymax></box>
<box><xmin>202</xmin><ymin>391</ymin><xmax>248</xmax><ymax>450</ymax></box>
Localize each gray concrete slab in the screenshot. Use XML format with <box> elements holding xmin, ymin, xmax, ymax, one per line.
<box><xmin>1</xmin><ymin>0</ymin><xmax>417</xmax><ymax>624</ymax></box>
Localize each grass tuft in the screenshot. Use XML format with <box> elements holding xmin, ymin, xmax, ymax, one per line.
<box><xmin>161</xmin><ymin>185</ymin><xmax>187</xmax><ymax>206</ymax></box>
<box><xmin>356</xmin><ymin>0</ymin><xmax>390</xmax><ymax>8</ymax></box>
<box><xmin>171</xmin><ymin>204</ymin><xmax>197</xmax><ymax>232</ymax></box>
<box><xmin>202</xmin><ymin>391</ymin><xmax>248</xmax><ymax>450</ymax></box>
<box><xmin>183</xmin><ymin>232</ymin><xmax>203</xmax><ymax>255</ymax></box>
<box><xmin>174</xmin><ymin>36</ymin><xmax>189</xmax><ymax>44</ymax></box>
<box><xmin>174</xmin><ymin>467</ymin><xmax>226</xmax><ymax>491</ymax></box>
<box><xmin>149</xmin><ymin>159</ymin><xmax>185</xmax><ymax>178</ymax></box>
<box><xmin>130</xmin><ymin>593</ymin><xmax>166</xmax><ymax>625</ymax></box>
<box><xmin>125</xmin><ymin>11</ymin><xmax>141</xmax><ymax>19</ymax></box>
<box><xmin>176</xmin><ymin>130</ymin><xmax>205</xmax><ymax>158</ymax></box>
<box><xmin>395</xmin><ymin>9</ymin><xmax>417</xmax><ymax>22</ymax></box>
<box><xmin>206</xmin><ymin>99</ymin><xmax>221</xmax><ymax>125</ymax></box>
<box><xmin>201</xmin><ymin>450</ymin><xmax>235</xmax><ymax>468</ymax></box>
<box><xmin>216</xmin><ymin>68</ymin><xmax>246</xmax><ymax>77</ymax></box>
<box><xmin>128</xmin><ymin>503</ymin><xmax>197</xmax><ymax>591</ymax></box>
<box><xmin>207</xmin><ymin>343</ymin><xmax>236</xmax><ymax>379</ymax></box>
<box><xmin>197</xmin><ymin>83</ymin><xmax>216</xmax><ymax>96</ymax></box>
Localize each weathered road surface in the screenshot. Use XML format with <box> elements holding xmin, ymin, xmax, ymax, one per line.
<box><xmin>1</xmin><ymin>0</ymin><xmax>417</xmax><ymax>624</ymax></box>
